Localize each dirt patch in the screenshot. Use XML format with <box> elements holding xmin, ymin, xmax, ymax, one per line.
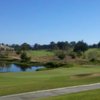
<box><xmin>92</xmin><ymin>73</ymin><xmax>100</xmax><ymax>77</ymax></box>
<box><xmin>71</xmin><ymin>73</ymin><xmax>100</xmax><ymax>79</ymax></box>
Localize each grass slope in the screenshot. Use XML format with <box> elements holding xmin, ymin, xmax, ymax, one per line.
<box><xmin>0</xmin><ymin>65</ymin><xmax>100</xmax><ymax>96</ymax></box>
<box><xmin>37</xmin><ymin>89</ymin><xmax>100</xmax><ymax>100</ymax></box>
<box><xmin>26</xmin><ymin>50</ymin><xmax>54</xmax><ymax>57</ymax></box>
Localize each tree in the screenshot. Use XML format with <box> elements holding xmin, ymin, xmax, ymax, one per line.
<box><xmin>50</xmin><ymin>42</ymin><xmax>58</xmax><ymax>50</ymax></box>
<box><xmin>11</xmin><ymin>44</ymin><xmax>20</xmax><ymax>51</ymax></box>
<box><xmin>98</xmin><ymin>42</ymin><xmax>100</xmax><ymax>48</ymax></box>
<box><xmin>90</xmin><ymin>44</ymin><xmax>98</xmax><ymax>48</ymax></box>
<box><xmin>70</xmin><ymin>41</ymin><xmax>76</xmax><ymax>48</ymax></box>
<box><xmin>57</xmin><ymin>41</ymin><xmax>69</xmax><ymax>50</ymax></box>
<box><xmin>74</xmin><ymin>41</ymin><xmax>88</xmax><ymax>53</ymax></box>
<box><xmin>21</xmin><ymin>43</ymin><xmax>31</xmax><ymax>51</ymax></box>
<box><xmin>33</xmin><ymin>43</ymin><xmax>41</xmax><ymax>50</ymax></box>
<box><xmin>20</xmin><ymin>52</ymin><xmax>31</xmax><ymax>62</ymax></box>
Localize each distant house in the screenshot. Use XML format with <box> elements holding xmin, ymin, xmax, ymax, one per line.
<box><xmin>0</xmin><ymin>44</ymin><xmax>14</xmax><ymax>51</ymax></box>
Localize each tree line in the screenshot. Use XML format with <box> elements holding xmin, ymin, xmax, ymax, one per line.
<box><xmin>10</xmin><ymin>41</ymin><xmax>100</xmax><ymax>52</ymax></box>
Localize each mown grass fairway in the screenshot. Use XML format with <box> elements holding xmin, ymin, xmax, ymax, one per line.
<box><xmin>26</xmin><ymin>50</ymin><xmax>55</xmax><ymax>62</ymax></box>
<box><xmin>0</xmin><ymin>65</ymin><xmax>100</xmax><ymax>96</ymax></box>
<box><xmin>37</xmin><ymin>89</ymin><xmax>100</xmax><ymax>100</ymax></box>
<box><xmin>26</xmin><ymin>50</ymin><xmax>54</xmax><ymax>57</ymax></box>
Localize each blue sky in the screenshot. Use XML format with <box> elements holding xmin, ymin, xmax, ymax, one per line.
<box><xmin>0</xmin><ymin>0</ymin><xmax>100</xmax><ymax>44</ymax></box>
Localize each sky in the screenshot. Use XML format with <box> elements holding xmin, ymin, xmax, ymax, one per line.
<box><xmin>0</xmin><ymin>0</ymin><xmax>100</xmax><ymax>45</ymax></box>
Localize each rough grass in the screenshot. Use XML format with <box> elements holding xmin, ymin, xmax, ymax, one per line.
<box><xmin>0</xmin><ymin>65</ymin><xmax>100</xmax><ymax>96</ymax></box>
<box><xmin>37</xmin><ymin>89</ymin><xmax>100</xmax><ymax>100</ymax></box>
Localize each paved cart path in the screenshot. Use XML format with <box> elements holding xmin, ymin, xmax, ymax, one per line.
<box><xmin>0</xmin><ymin>83</ymin><xmax>100</xmax><ymax>100</ymax></box>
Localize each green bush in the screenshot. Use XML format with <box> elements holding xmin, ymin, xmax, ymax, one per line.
<box><xmin>84</xmin><ymin>49</ymin><xmax>100</xmax><ymax>61</ymax></box>
<box><xmin>20</xmin><ymin>52</ymin><xmax>31</xmax><ymax>62</ymax></box>
<box><xmin>45</xmin><ymin>62</ymin><xmax>65</xmax><ymax>68</ymax></box>
<box><xmin>69</xmin><ymin>52</ymin><xmax>76</xmax><ymax>59</ymax></box>
<box><xmin>16</xmin><ymin>50</ymin><xmax>21</xmax><ymax>55</ymax></box>
<box><xmin>55</xmin><ymin>50</ymin><xmax>66</xmax><ymax>60</ymax></box>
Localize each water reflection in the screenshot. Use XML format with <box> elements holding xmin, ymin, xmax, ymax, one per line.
<box><xmin>0</xmin><ymin>62</ymin><xmax>44</xmax><ymax>72</ymax></box>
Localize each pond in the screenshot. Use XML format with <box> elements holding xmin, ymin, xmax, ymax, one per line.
<box><xmin>0</xmin><ymin>62</ymin><xmax>44</xmax><ymax>72</ymax></box>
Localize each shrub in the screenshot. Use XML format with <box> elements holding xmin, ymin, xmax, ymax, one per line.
<box><xmin>84</xmin><ymin>49</ymin><xmax>100</xmax><ymax>61</ymax></box>
<box><xmin>20</xmin><ymin>52</ymin><xmax>31</xmax><ymax>62</ymax></box>
<box><xmin>45</xmin><ymin>62</ymin><xmax>65</xmax><ymax>68</ymax></box>
<box><xmin>69</xmin><ymin>52</ymin><xmax>76</xmax><ymax>59</ymax></box>
<box><xmin>16</xmin><ymin>50</ymin><xmax>21</xmax><ymax>55</ymax></box>
<box><xmin>55</xmin><ymin>50</ymin><xmax>66</xmax><ymax>60</ymax></box>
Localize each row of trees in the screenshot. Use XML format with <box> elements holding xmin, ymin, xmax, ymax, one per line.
<box><xmin>0</xmin><ymin>41</ymin><xmax>99</xmax><ymax>52</ymax></box>
<box><xmin>11</xmin><ymin>41</ymin><xmax>84</xmax><ymax>50</ymax></box>
<box><xmin>11</xmin><ymin>41</ymin><xmax>72</xmax><ymax>51</ymax></box>
<box><xmin>10</xmin><ymin>41</ymin><xmax>100</xmax><ymax>52</ymax></box>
